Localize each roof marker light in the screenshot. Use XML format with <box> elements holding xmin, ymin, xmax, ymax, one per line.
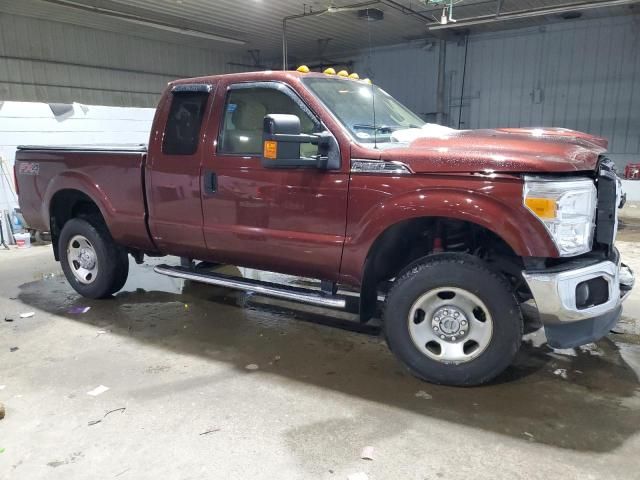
<box><xmin>348</xmin><ymin>73</ymin><xmax>360</xmax><ymax>79</ymax></box>
<box><xmin>296</xmin><ymin>65</ymin><xmax>310</xmax><ymax>73</ymax></box>
<box><xmin>323</xmin><ymin>67</ymin><xmax>336</xmax><ymax>75</ymax></box>
<box><xmin>337</xmin><ymin>70</ymin><xmax>349</xmax><ymax>77</ymax></box>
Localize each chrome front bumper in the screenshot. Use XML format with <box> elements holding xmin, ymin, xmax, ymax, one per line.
<box><xmin>522</xmin><ymin>257</ymin><xmax>635</xmax><ymax>348</ymax></box>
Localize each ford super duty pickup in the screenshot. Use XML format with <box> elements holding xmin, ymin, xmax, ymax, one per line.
<box><xmin>15</xmin><ymin>68</ymin><xmax>635</xmax><ymax>386</ymax></box>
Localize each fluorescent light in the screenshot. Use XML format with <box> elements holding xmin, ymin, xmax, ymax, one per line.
<box><xmin>41</xmin><ymin>0</ymin><xmax>246</xmax><ymax>45</ymax></box>
<box><xmin>117</xmin><ymin>16</ymin><xmax>246</xmax><ymax>44</ymax></box>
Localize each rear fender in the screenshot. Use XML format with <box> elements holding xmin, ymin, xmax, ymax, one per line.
<box><xmin>43</xmin><ymin>171</ymin><xmax>115</xmax><ymax>231</ymax></box>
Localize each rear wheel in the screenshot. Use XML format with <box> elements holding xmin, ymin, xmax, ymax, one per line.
<box><xmin>383</xmin><ymin>253</ymin><xmax>523</xmax><ymax>386</ymax></box>
<box><xmin>59</xmin><ymin>218</ymin><xmax>129</xmax><ymax>299</ymax></box>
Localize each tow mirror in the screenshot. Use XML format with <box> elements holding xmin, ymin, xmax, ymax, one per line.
<box><xmin>261</xmin><ymin>114</ymin><xmax>339</xmax><ymax>169</ymax></box>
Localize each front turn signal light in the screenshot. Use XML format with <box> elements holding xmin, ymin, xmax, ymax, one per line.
<box><xmin>525</xmin><ymin>197</ymin><xmax>557</xmax><ymax>219</ymax></box>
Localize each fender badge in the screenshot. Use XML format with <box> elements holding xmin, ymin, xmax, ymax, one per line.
<box><xmin>19</xmin><ymin>162</ymin><xmax>40</xmax><ymax>175</ymax></box>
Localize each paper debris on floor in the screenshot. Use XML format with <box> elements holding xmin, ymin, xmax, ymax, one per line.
<box><xmin>553</xmin><ymin>368</ymin><xmax>568</xmax><ymax>380</ymax></box>
<box><xmin>415</xmin><ymin>390</ymin><xmax>432</xmax><ymax>400</ymax></box>
<box><xmin>87</xmin><ymin>385</ymin><xmax>110</xmax><ymax>396</ymax></box>
<box><xmin>360</xmin><ymin>446</ymin><xmax>375</xmax><ymax>460</ymax></box>
<box><xmin>19</xmin><ymin>312</ymin><xmax>34</xmax><ymax>318</ymax></box>
<box><xmin>347</xmin><ymin>472</ymin><xmax>369</xmax><ymax>480</ymax></box>
<box><xmin>245</xmin><ymin>364</ymin><xmax>259</xmax><ymax>371</ymax></box>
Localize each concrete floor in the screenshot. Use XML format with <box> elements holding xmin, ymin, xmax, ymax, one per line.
<box><xmin>1</xmin><ymin>235</ymin><xmax>640</xmax><ymax>480</ymax></box>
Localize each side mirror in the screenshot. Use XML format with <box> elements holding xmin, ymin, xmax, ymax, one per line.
<box><xmin>261</xmin><ymin>114</ymin><xmax>339</xmax><ymax>169</ymax></box>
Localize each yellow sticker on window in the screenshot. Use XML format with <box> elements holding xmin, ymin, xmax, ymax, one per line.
<box><xmin>263</xmin><ymin>140</ymin><xmax>277</xmax><ymax>159</ymax></box>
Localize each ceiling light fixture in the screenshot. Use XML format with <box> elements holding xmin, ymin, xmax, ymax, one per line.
<box><xmin>40</xmin><ymin>0</ymin><xmax>246</xmax><ymax>45</ymax></box>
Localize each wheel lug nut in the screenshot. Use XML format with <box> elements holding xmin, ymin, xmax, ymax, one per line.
<box><xmin>454</xmin><ymin>312</ymin><xmax>459</xmax><ymax>318</ymax></box>
<box><xmin>460</xmin><ymin>331</ymin><xmax>465</xmax><ymax>335</ymax></box>
<box><xmin>451</xmin><ymin>336</ymin><xmax>456</xmax><ymax>341</ymax></box>
<box><xmin>461</xmin><ymin>320</ymin><xmax>467</xmax><ymax>326</ymax></box>
<box><xmin>434</xmin><ymin>326</ymin><xmax>439</xmax><ymax>331</ymax></box>
<box><xmin>440</xmin><ymin>335</ymin><xmax>445</xmax><ymax>339</ymax></box>
<box><xmin>443</xmin><ymin>310</ymin><xmax>449</xmax><ymax>315</ymax></box>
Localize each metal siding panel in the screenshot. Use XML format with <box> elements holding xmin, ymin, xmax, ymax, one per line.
<box><xmin>0</xmin><ymin>12</ymin><xmax>250</xmax><ymax>107</ymax></box>
<box><xmin>624</xmin><ymin>37</ymin><xmax>640</xmax><ymax>154</ymax></box>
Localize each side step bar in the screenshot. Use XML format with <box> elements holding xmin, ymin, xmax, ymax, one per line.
<box><xmin>154</xmin><ymin>264</ymin><xmax>347</xmax><ymax>309</ymax></box>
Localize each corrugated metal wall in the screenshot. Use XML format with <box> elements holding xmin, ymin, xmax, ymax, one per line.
<box><xmin>0</xmin><ymin>12</ymin><xmax>251</xmax><ymax>107</ymax></box>
<box><xmin>352</xmin><ymin>15</ymin><xmax>640</xmax><ymax>167</ymax></box>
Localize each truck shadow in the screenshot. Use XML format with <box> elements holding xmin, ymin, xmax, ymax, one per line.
<box><xmin>16</xmin><ymin>260</ymin><xmax>640</xmax><ymax>454</ymax></box>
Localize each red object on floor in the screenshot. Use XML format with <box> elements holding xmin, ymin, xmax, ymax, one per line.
<box><xmin>624</xmin><ymin>163</ymin><xmax>640</xmax><ymax>180</ymax></box>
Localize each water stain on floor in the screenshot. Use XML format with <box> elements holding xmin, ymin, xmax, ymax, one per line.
<box><xmin>13</xmin><ymin>256</ymin><xmax>640</xmax><ymax>454</ymax></box>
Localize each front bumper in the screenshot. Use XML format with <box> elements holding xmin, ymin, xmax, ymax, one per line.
<box><xmin>522</xmin><ymin>254</ymin><xmax>634</xmax><ymax>348</ymax></box>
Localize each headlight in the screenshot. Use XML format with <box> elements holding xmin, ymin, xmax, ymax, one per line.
<box><xmin>523</xmin><ymin>176</ymin><xmax>597</xmax><ymax>257</ymax></box>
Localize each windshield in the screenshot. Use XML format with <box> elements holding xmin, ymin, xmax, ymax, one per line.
<box><xmin>302</xmin><ymin>77</ymin><xmax>425</xmax><ymax>144</ymax></box>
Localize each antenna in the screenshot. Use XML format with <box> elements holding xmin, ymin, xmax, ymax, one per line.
<box><xmin>366</xmin><ymin>10</ymin><xmax>377</xmax><ymax>149</ymax></box>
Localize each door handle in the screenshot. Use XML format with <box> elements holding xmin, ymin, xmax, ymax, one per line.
<box><xmin>203</xmin><ymin>170</ymin><xmax>217</xmax><ymax>195</ymax></box>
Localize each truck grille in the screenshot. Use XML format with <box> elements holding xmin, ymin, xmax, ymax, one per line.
<box><xmin>595</xmin><ymin>157</ymin><xmax>620</xmax><ymax>250</ymax></box>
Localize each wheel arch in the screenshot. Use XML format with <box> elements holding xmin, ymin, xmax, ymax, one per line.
<box><xmin>49</xmin><ymin>189</ymin><xmax>107</xmax><ymax>260</ymax></box>
<box><xmin>357</xmin><ymin>215</ymin><xmax>532</xmax><ymax>323</ymax></box>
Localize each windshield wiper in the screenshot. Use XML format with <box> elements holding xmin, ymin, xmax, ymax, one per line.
<box><xmin>353</xmin><ymin>124</ymin><xmax>421</xmax><ymax>133</ymax></box>
<box><xmin>353</xmin><ymin>124</ymin><xmax>395</xmax><ymax>133</ymax></box>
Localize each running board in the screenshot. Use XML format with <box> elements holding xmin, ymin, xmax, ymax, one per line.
<box><xmin>154</xmin><ymin>264</ymin><xmax>347</xmax><ymax>309</ymax></box>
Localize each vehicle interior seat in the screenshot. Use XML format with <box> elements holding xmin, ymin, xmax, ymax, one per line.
<box><xmin>226</xmin><ymin>101</ymin><xmax>267</xmax><ymax>154</ymax></box>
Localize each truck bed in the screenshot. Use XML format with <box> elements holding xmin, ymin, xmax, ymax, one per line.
<box><xmin>15</xmin><ymin>144</ymin><xmax>154</xmax><ymax>252</ymax></box>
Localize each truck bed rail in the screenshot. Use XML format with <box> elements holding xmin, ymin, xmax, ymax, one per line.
<box><xmin>17</xmin><ymin>144</ymin><xmax>147</xmax><ymax>152</ymax></box>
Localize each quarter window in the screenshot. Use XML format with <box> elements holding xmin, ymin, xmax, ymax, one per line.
<box><xmin>162</xmin><ymin>91</ymin><xmax>209</xmax><ymax>155</ymax></box>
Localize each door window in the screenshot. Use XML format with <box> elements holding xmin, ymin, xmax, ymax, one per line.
<box><xmin>219</xmin><ymin>87</ymin><xmax>319</xmax><ymax>157</ymax></box>
<box><xmin>162</xmin><ymin>91</ymin><xmax>209</xmax><ymax>155</ymax></box>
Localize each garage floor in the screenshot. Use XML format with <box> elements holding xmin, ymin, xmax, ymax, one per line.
<box><xmin>2</xmin><ymin>232</ymin><xmax>640</xmax><ymax>479</ymax></box>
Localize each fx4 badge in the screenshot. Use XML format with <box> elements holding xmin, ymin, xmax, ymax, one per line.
<box><xmin>19</xmin><ymin>162</ymin><xmax>40</xmax><ymax>175</ymax></box>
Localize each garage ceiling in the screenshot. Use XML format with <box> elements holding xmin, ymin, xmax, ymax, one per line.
<box><xmin>1</xmin><ymin>0</ymin><xmax>638</xmax><ymax>62</ymax></box>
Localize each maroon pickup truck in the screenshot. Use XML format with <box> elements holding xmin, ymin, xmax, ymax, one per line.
<box><xmin>15</xmin><ymin>69</ymin><xmax>634</xmax><ymax>386</ymax></box>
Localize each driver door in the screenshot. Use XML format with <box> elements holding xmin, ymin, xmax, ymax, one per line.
<box><xmin>200</xmin><ymin>81</ymin><xmax>349</xmax><ymax>280</ymax></box>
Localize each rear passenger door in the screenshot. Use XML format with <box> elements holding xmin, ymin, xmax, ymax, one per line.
<box><xmin>146</xmin><ymin>84</ymin><xmax>214</xmax><ymax>258</ymax></box>
<box><xmin>200</xmin><ymin>81</ymin><xmax>349</xmax><ymax>280</ymax></box>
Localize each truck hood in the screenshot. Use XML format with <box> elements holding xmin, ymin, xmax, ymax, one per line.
<box><xmin>378</xmin><ymin>127</ymin><xmax>607</xmax><ymax>174</ymax></box>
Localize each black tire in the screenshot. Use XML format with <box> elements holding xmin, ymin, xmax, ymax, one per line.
<box><xmin>383</xmin><ymin>253</ymin><xmax>523</xmax><ymax>386</ymax></box>
<box><xmin>58</xmin><ymin>217</ymin><xmax>129</xmax><ymax>299</ymax></box>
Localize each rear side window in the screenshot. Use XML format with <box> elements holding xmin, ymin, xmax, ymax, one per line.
<box><xmin>162</xmin><ymin>92</ymin><xmax>209</xmax><ymax>155</ymax></box>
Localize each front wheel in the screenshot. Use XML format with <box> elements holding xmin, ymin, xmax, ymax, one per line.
<box><xmin>383</xmin><ymin>253</ymin><xmax>523</xmax><ymax>386</ymax></box>
<box><xmin>59</xmin><ymin>218</ymin><xmax>129</xmax><ymax>299</ymax></box>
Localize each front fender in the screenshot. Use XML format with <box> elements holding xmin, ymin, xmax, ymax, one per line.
<box><xmin>340</xmin><ymin>184</ymin><xmax>558</xmax><ymax>285</ymax></box>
